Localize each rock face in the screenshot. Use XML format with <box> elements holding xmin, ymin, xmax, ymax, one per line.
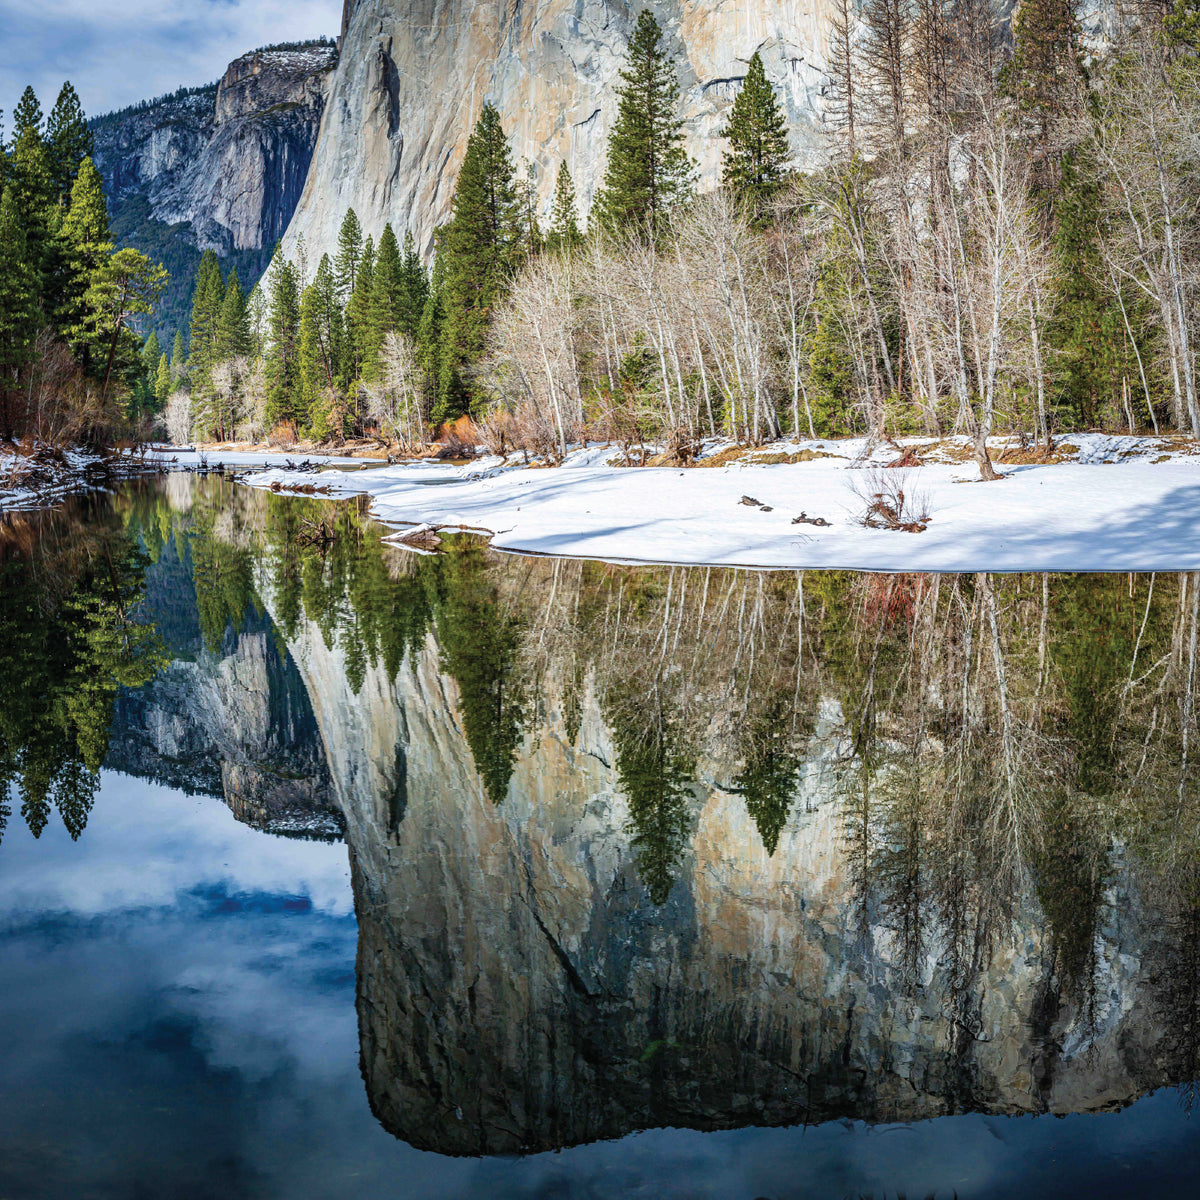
<box><xmin>258</xmin><ymin>575</ymin><xmax>1178</xmax><ymax>1157</ymax></box>
<box><xmin>106</xmin><ymin>540</ymin><xmax>341</xmax><ymax>840</ymax></box>
<box><xmin>92</xmin><ymin>44</ymin><xmax>339</xmax><ymax>257</ymax></box>
<box><xmin>284</xmin><ymin>0</ymin><xmax>835</xmax><ymax>260</ymax></box>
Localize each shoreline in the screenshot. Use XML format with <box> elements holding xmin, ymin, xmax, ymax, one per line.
<box><xmin>237</xmin><ymin>434</ymin><xmax>1200</xmax><ymax>574</ymax></box>
<box><xmin>8</xmin><ymin>435</ymin><xmax>1200</xmax><ymax>574</ymax></box>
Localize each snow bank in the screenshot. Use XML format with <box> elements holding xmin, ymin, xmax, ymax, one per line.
<box><xmin>238</xmin><ymin>435</ymin><xmax>1200</xmax><ymax>572</ymax></box>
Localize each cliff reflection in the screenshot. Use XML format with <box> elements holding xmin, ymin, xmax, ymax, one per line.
<box><xmin>8</xmin><ymin>475</ymin><xmax>1200</xmax><ymax>1157</ymax></box>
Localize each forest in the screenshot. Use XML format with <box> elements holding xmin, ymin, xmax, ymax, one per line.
<box><xmin>0</xmin><ymin>82</ymin><xmax>167</xmax><ymax>445</ymax></box>
<box><xmin>163</xmin><ymin>3</ymin><xmax>1200</xmax><ymax>482</ymax></box>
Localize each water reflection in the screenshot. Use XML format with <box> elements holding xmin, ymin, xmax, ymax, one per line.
<box><xmin>4</xmin><ymin>475</ymin><xmax>1200</xmax><ymax>1168</ymax></box>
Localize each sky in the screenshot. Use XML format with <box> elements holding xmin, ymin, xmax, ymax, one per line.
<box><xmin>0</xmin><ymin>0</ymin><xmax>342</xmax><ymax>129</ymax></box>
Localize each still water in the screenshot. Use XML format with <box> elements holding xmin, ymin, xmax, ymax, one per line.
<box><xmin>3</xmin><ymin>475</ymin><xmax>1200</xmax><ymax>1199</ymax></box>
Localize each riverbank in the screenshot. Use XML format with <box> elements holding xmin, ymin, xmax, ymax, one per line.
<box><xmin>240</xmin><ymin>434</ymin><xmax>1200</xmax><ymax>572</ymax></box>
<box><xmin>0</xmin><ymin>445</ymin><xmax>389</xmax><ymax>515</ymax></box>
<box><xmin>0</xmin><ymin>445</ymin><xmax>171</xmax><ymax>514</ymax></box>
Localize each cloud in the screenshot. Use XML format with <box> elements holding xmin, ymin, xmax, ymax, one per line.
<box><xmin>0</xmin><ymin>0</ymin><xmax>341</xmax><ymax>128</ymax></box>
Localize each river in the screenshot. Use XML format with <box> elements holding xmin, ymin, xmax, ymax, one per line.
<box><xmin>2</xmin><ymin>474</ymin><xmax>1199</xmax><ymax>1199</ymax></box>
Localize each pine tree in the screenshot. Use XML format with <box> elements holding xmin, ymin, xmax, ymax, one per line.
<box><xmin>417</xmin><ymin>245</ymin><xmax>446</xmax><ymax>421</ymax></box>
<box><xmin>0</xmin><ymin>186</ymin><xmax>39</xmax><ymax>434</ymax></box>
<box><xmin>58</xmin><ymin>157</ymin><xmax>112</xmax><ymax>368</ymax></box>
<box><xmin>343</xmin><ymin>235</ymin><xmax>375</xmax><ymax>387</ymax></box>
<box><xmin>366</xmin><ymin>223</ymin><xmax>404</xmax><ymax>378</ymax></box>
<box><xmin>8</xmin><ymin>87</ymin><xmax>54</xmax><ymax>295</ymax></box>
<box><xmin>400</xmin><ymin>230</ymin><xmax>429</xmax><ymax>335</ymax></box>
<box><xmin>1001</xmin><ymin>0</ymin><xmax>1085</xmax><ymax>189</ymax></box>
<box><xmin>298</xmin><ymin>284</ymin><xmax>325</xmax><ymax>437</ymax></box>
<box><xmin>135</xmin><ymin>331</ymin><xmax>161</xmax><ymax>413</ymax></box>
<box><xmin>187</xmin><ymin>251</ymin><xmax>225</xmax><ymax>429</ymax></box>
<box><xmin>215</xmin><ymin>268</ymin><xmax>251</xmax><ymax>362</ymax></box>
<box><xmin>46</xmin><ymin>82</ymin><xmax>93</xmax><ymax>205</ymax></box>
<box><xmin>334</xmin><ymin>208</ymin><xmax>364</xmax><ymax>302</ymax></box>
<box><xmin>299</xmin><ymin>254</ymin><xmax>343</xmax><ymax>438</ymax></box>
<box><xmin>517</xmin><ymin>159</ymin><xmax>544</xmax><ymax>254</ymax></box>
<box><xmin>264</xmin><ymin>254</ymin><xmax>301</xmax><ymax>429</ymax></box>
<box><xmin>171</xmin><ymin>329</ymin><xmax>186</xmax><ymax>381</ymax></box>
<box><xmin>721</xmin><ymin>52</ymin><xmax>791</xmax><ymax>218</ymax></box>
<box><xmin>154</xmin><ymin>352</ymin><xmax>172</xmax><ymax>408</ymax></box>
<box><xmin>82</xmin><ymin>248</ymin><xmax>167</xmax><ymax>401</ymax></box>
<box><xmin>436</xmin><ymin>102</ymin><xmax>523</xmax><ymax>420</ymax></box>
<box><xmin>546</xmin><ymin>162</ymin><xmax>583</xmax><ymax>253</ymax></box>
<box><xmin>592</xmin><ymin>11</ymin><xmax>694</xmax><ymax>239</ymax></box>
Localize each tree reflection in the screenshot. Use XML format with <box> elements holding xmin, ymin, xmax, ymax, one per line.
<box><xmin>0</xmin><ymin>502</ymin><xmax>164</xmax><ymax>844</ymax></box>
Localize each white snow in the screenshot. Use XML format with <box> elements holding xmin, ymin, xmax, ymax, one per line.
<box><xmin>239</xmin><ymin>435</ymin><xmax>1200</xmax><ymax>573</ymax></box>
<box><xmin>162</xmin><ymin>449</ymin><xmax>386</xmax><ymax>470</ymax></box>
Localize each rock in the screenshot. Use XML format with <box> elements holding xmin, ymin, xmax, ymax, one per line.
<box><xmin>92</xmin><ymin>44</ymin><xmax>338</xmax><ymax>256</ymax></box>
<box><xmin>283</xmin><ymin>0</ymin><xmax>837</xmax><ymax>263</ymax></box>
<box><xmin>90</xmin><ymin>43</ymin><xmax>339</xmax><ymax>335</ymax></box>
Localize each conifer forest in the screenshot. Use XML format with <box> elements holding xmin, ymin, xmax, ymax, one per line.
<box><xmin>145</xmin><ymin>5</ymin><xmax>1200</xmax><ymax>482</ymax></box>
<box><xmin>5</xmin><ymin>4</ymin><xmax>1200</xmax><ymax>478</ymax></box>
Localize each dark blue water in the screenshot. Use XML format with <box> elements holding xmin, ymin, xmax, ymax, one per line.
<box><xmin>4</xmin><ymin>775</ymin><xmax>1199</xmax><ymax>1200</ymax></box>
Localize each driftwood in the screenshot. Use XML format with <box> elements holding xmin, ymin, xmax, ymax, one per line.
<box><xmin>392</xmin><ymin>524</ymin><xmax>444</xmax><ymax>550</ymax></box>
<box><xmin>296</xmin><ymin>517</ymin><xmax>338</xmax><ymax>548</ymax></box>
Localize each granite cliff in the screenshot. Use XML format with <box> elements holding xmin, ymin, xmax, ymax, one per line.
<box><xmin>89</xmin><ymin>43</ymin><xmax>339</xmax><ymax>338</ymax></box>
<box><xmin>284</xmin><ymin>0</ymin><xmax>835</xmax><ymax>260</ymax></box>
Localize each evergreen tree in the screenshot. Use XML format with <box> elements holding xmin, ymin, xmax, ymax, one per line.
<box><xmin>0</xmin><ymin>186</ymin><xmax>39</xmax><ymax>434</ymax></box>
<box><xmin>400</xmin><ymin>230</ymin><xmax>429</xmax><ymax>335</ymax></box>
<box><xmin>720</xmin><ymin>52</ymin><xmax>791</xmax><ymax>218</ymax></box>
<box><xmin>334</xmin><ymin>208</ymin><xmax>363</xmax><ymax>302</ymax></box>
<box><xmin>170</xmin><ymin>329</ymin><xmax>186</xmax><ymax>381</ymax></box>
<box><xmin>45</xmin><ymin>82</ymin><xmax>93</xmax><ymax>205</ymax></box>
<box><xmin>134</xmin><ymin>330</ymin><xmax>161</xmax><ymax>413</ymax></box>
<box><xmin>1167</xmin><ymin>0</ymin><xmax>1200</xmax><ymax>48</ymax></box>
<box><xmin>436</xmin><ymin>102</ymin><xmax>523</xmax><ymax>420</ymax></box>
<box><xmin>215</xmin><ymin>267</ymin><xmax>251</xmax><ymax>362</ymax></box>
<box><xmin>343</xmin><ymin>235</ymin><xmax>375</xmax><ymax>386</ymax></box>
<box><xmin>592</xmin><ymin>12</ymin><xmax>694</xmax><ymax>239</ymax></box>
<box><xmin>82</xmin><ymin>248</ymin><xmax>168</xmax><ymax>401</ymax></box>
<box><xmin>264</xmin><ymin>253</ymin><xmax>301</xmax><ymax>429</ymax></box>
<box><xmin>298</xmin><ymin>284</ymin><xmax>325</xmax><ymax>436</ymax></box>
<box><xmin>8</xmin><ymin>87</ymin><xmax>54</xmax><ymax>295</ymax></box>
<box><xmin>517</xmin><ymin>159</ymin><xmax>544</xmax><ymax>254</ymax></box>
<box><xmin>416</xmin><ymin>246</ymin><xmax>446</xmax><ymax>421</ymax></box>
<box><xmin>1001</xmin><ymin>0</ymin><xmax>1085</xmax><ymax>187</ymax></box>
<box><xmin>546</xmin><ymin>161</ymin><xmax>583</xmax><ymax>252</ymax></box>
<box><xmin>299</xmin><ymin>254</ymin><xmax>344</xmax><ymax>438</ymax></box>
<box><xmin>187</xmin><ymin>251</ymin><xmax>224</xmax><ymax>431</ymax></box>
<box><xmin>366</xmin><ymin>223</ymin><xmax>404</xmax><ymax>378</ymax></box>
<box><xmin>154</xmin><ymin>352</ymin><xmax>172</xmax><ymax>408</ymax></box>
<box><xmin>60</xmin><ymin>157</ymin><xmax>110</xmax><ymax>266</ymax></box>
<box><xmin>58</xmin><ymin>157</ymin><xmax>112</xmax><ymax>369</ymax></box>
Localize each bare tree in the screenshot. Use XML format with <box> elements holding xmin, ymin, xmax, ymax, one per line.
<box><xmin>366</xmin><ymin>332</ymin><xmax>427</xmax><ymax>449</ymax></box>
<box><xmin>165</xmin><ymin>390</ymin><xmax>192</xmax><ymax>445</ymax></box>
<box><xmin>1094</xmin><ymin>34</ymin><xmax>1200</xmax><ymax>437</ymax></box>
